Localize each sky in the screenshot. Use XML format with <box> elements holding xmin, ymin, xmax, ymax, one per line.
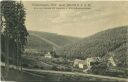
<box><xmin>23</xmin><ymin>1</ymin><xmax>128</xmax><ymax>37</ymax></box>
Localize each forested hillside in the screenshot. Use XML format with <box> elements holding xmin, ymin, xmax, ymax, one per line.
<box><xmin>26</xmin><ymin>31</ymin><xmax>81</xmax><ymax>52</ymax></box>
<box><xmin>26</xmin><ymin>35</ymin><xmax>53</xmax><ymax>52</ymax></box>
<box><xmin>60</xmin><ymin>26</ymin><xmax>128</xmax><ymax>67</ymax></box>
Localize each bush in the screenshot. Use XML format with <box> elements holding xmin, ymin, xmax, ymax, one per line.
<box><xmin>52</xmin><ymin>65</ymin><xmax>58</xmax><ymax>71</ymax></box>
<box><xmin>22</xmin><ymin>64</ymin><xmax>29</xmax><ymax>68</ymax></box>
<box><xmin>40</xmin><ymin>67</ymin><xmax>44</xmax><ymax>70</ymax></box>
<box><xmin>105</xmin><ymin>68</ymin><xmax>128</xmax><ymax>78</ymax></box>
<box><xmin>33</xmin><ymin>65</ymin><xmax>40</xmax><ymax>68</ymax></box>
<box><xmin>89</xmin><ymin>62</ymin><xmax>108</xmax><ymax>75</ymax></box>
<box><xmin>65</xmin><ymin>67</ymin><xmax>72</xmax><ymax>72</ymax></box>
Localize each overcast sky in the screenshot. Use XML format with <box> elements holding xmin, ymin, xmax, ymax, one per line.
<box><xmin>23</xmin><ymin>1</ymin><xmax>128</xmax><ymax>37</ymax></box>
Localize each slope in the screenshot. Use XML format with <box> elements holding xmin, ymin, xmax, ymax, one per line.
<box><xmin>60</xmin><ymin>26</ymin><xmax>128</xmax><ymax>67</ymax></box>
<box><xmin>26</xmin><ymin>31</ymin><xmax>81</xmax><ymax>52</ymax></box>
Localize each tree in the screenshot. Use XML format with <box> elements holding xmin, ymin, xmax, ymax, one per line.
<box><xmin>1</xmin><ymin>0</ymin><xmax>29</xmax><ymax>72</ymax></box>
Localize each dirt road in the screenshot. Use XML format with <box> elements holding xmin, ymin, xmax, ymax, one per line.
<box><xmin>1</xmin><ymin>62</ymin><xmax>128</xmax><ymax>82</ymax></box>
<box><xmin>23</xmin><ymin>68</ymin><xmax>128</xmax><ymax>82</ymax></box>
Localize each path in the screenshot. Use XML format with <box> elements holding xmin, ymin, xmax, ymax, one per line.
<box><xmin>24</xmin><ymin>68</ymin><xmax>128</xmax><ymax>82</ymax></box>
<box><xmin>1</xmin><ymin>62</ymin><xmax>128</xmax><ymax>82</ymax></box>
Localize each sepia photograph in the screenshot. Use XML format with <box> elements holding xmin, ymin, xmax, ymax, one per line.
<box><xmin>0</xmin><ymin>0</ymin><xmax>128</xmax><ymax>82</ymax></box>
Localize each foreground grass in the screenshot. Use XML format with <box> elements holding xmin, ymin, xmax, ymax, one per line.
<box><xmin>1</xmin><ymin>66</ymin><xmax>128</xmax><ymax>82</ymax></box>
<box><xmin>24</xmin><ymin>68</ymin><xmax>128</xmax><ymax>82</ymax></box>
<box><xmin>1</xmin><ymin>67</ymin><xmax>47</xmax><ymax>82</ymax></box>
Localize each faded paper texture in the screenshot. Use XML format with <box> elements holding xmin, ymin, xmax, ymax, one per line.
<box><xmin>1</xmin><ymin>1</ymin><xmax>128</xmax><ymax>82</ymax></box>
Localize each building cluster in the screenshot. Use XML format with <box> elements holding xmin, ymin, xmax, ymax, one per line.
<box><xmin>73</xmin><ymin>56</ymin><xmax>116</xmax><ymax>72</ymax></box>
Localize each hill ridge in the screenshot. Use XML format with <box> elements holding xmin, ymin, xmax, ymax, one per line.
<box><xmin>59</xmin><ymin>26</ymin><xmax>128</xmax><ymax>67</ymax></box>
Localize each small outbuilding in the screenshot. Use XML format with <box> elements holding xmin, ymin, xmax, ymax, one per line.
<box><xmin>73</xmin><ymin>59</ymin><xmax>86</xmax><ymax>69</ymax></box>
<box><xmin>44</xmin><ymin>52</ymin><xmax>52</xmax><ymax>59</ymax></box>
<box><xmin>107</xmin><ymin>56</ymin><xmax>116</xmax><ymax>67</ymax></box>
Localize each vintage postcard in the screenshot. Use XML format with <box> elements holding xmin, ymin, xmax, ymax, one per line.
<box><xmin>1</xmin><ymin>0</ymin><xmax>128</xmax><ymax>82</ymax></box>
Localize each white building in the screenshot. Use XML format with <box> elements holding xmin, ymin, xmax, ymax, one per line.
<box><xmin>73</xmin><ymin>59</ymin><xmax>86</xmax><ymax>69</ymax></box>
<box><xmin>105</xmin><ymin>52</ymin><xmax>117</xmax><ymax>67</ymax></box>
<box><xmin>107</xmin><ymin>56</ymin><xmax>116</xmax><ymax>67</ymax></box>
<box><xmin>73</xmin><ymin>57</ymin><xmax>101</xmax><ymax>69</ymax></box>
<box><xmin>79</xmin><ymin>63</ymin><xmax>84</xmax><ymax>69</ymax></box>
<box><xmin>44</xmin><ymin>52</ymin><xmax>52</xmax><ymax>59</ymax></box>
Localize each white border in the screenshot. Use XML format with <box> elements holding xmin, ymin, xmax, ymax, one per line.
<box><xmin>0</xmin><ymin>0</ymin><xmax>128</xmax><ymax>1</ymax></box>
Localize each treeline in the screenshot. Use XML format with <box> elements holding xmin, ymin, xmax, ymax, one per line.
<box><xmin>60</xmin><ymin>26</ymin><xmax>128</xmax><ymax>67</ymax></box>
<box><xmin>1</xmin><ymin>0</ymin><xmax>28</xmax><ymax>73</ymax></box>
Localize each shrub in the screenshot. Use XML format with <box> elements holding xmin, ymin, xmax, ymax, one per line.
<box><xmin>89</xmin><ymin>62</ymin><xmax>108</xmax><ymax>75</ymax></box>
<box><xmin>22</xmin><ymin>64</ymin><xmax>29</xmax><ymax>68</ymax></box>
